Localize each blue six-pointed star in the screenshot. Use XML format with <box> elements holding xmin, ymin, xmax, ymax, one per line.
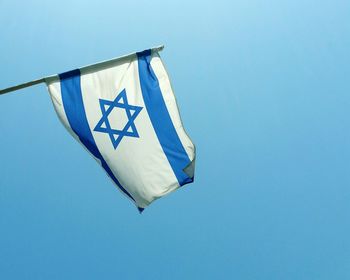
<box><xmin>94</xmin><ymin>89</ymin><xmax>143</xmax><ymax>149</ymax></box>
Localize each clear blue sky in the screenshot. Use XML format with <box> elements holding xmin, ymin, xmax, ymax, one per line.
<box><xmin>0</xmin><ymin>0</ymin><xmax>349</xmax><ymax>279</ymax></box>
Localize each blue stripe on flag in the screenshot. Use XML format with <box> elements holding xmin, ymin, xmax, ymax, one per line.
<box><xmin>137</xmin><ymin>50</ymin><xmax>193</xmax><ymax>186</ymax></box>
<box><xmin>59</xmin><ymin>69</ymin><xmax>136</xmax><ymax>202</ymax></box>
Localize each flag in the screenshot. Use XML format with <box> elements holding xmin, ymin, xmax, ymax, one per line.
<box><xmin>46</xmin><ymin>48</ymin><xmax>196</xmax><ymax>212</ymax></box>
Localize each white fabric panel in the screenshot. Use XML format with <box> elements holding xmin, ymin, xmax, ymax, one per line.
<box><xmin>81</xmin><ymin>57</ymin><xmax>179</xmax><ymax>208</ymax></box>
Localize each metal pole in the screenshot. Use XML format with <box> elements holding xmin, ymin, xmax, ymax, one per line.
<box><xmin>0</xmin><ymin>78</ymin><xmax>45</xmax><ymax>95</ymax></box>
<box><xmin>0</xmin><ymin>45</ymin><xmax>164</xmax><ymax>95</ymax></box>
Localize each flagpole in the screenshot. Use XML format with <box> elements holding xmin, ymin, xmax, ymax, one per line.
<box><xmin>0</xmin><ymin>45</ymin><xmax>164</xmax><ymax>95</ymax></box>
<box><xmin>0</xmin><ymin>78</ymin><xmax>46</xmax><ymax>95</ymax></box>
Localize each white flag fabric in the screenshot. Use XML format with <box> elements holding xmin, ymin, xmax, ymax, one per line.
<box><xmin>46</xmin><ymin>49</ymin><xmax>195</xmax><ymax>212</ymax></box>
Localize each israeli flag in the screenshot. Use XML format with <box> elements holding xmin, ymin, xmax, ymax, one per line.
<box><xmin>46</xmin><ymin>48</ymin><xmax>195</xmax><ymax>212</ymax></box>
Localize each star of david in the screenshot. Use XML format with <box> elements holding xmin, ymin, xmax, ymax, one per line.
<box><xmin>94</xmin><ymin>89</ymin><xmax>143</xmax><ymax>149</ymax></box>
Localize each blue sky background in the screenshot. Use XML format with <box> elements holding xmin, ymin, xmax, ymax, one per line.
<box><xmin>0</xmin><ymin>0</ymin><xmax>349</xmax><ymax>279</ymax></box>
